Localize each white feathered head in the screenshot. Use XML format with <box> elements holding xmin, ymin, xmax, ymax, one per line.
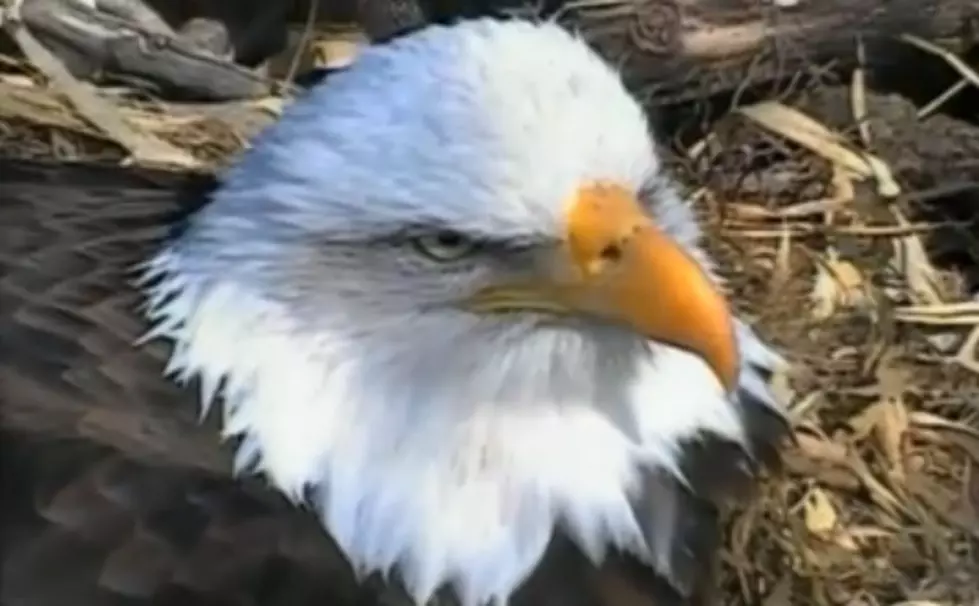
<box><xmin>141</xmin><ymin>18</ymin><xmax>787</xmax><ymax>606</ymax></box>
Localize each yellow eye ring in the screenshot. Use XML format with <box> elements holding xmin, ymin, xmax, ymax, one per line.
<box><xmin>412</xmin><ymin>231</ymin><xmax>476</xmax><ymax>261</ymax></box>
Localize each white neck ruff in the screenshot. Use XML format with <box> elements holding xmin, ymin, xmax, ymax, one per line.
<box><xmin>139</xmin><ymin>247</ymin><xmax>779</xmax><ymax>606</ymax></box>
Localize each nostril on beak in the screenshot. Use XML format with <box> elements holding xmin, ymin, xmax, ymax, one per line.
<box><xmin>599</xmin><ymin>243</ymin><xmax>622</xmax><ymax>262</ymax></box>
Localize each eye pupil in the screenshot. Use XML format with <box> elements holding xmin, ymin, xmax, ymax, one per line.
<box><xmin>412</xmin><ymin>230</ymin><xmax>475</xmax><ymax>261</ymax></box>
<box><xmin>436</xmin><ymin>231</ymin><xmax>463</xmax><ymax>248</ymax></box>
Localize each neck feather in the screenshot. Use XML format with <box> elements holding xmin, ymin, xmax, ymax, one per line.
<box><xmin>139</xmin><ymin>245</ymin><xmax>782</xmax><ymax>606</ymax></box>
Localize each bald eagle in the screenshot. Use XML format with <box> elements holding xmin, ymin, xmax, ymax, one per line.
<box><xmin>0</xmin><ymin>18</ymin><xmax>789</xmax><ymax>606</ymax></box>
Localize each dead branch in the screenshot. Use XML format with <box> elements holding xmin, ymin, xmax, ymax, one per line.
<box><xmin>563</xmin><ymin>0</ymin><xmax>979</xmax><ymax>105</ymax></box>
<box><xmin>10</xmin><ymin>0</ymin><xmax>979</xmax><ymax>107</ymax></box>
<box><xmin>17</xmin><ymin>0</ymin><xmax>274</xmax><ymax>101</ymax></box>
<box><xmin>3</xmin><ymin>8</ymin><xmax>202</xmax><ymax>169</ymax></box>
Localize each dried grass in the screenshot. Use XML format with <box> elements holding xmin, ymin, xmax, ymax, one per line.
<box><xmin>683</xmin><ymin>85</ymin><xmax>979</xmax><ymax>605</ymax></box>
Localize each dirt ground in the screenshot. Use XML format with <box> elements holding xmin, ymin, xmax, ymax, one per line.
<box><xmin>1</xmin><ymin>20</ymin><xmax>978</xmax><ymax>606</ymax></box>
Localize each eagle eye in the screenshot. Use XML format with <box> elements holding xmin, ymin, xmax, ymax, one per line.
<box><xmin>412</xmin><ymin>230</ymin><xmax>477</xmax><ymax>261</ymax></box>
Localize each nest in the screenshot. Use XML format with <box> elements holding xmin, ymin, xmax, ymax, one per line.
<box><xmin>686</xmin><ymin>92</ymin><xmax>979</xmax><ymax>604</ymax></box>
<box><xmin>1</xmin><ymin>10</ymin><xmax>977</xmax><ymax>606</ymax></box>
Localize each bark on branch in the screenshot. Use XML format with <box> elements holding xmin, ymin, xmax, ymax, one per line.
<box><xmin>560</xmin><ymin>0</ymin><xmax>979</xmax><ymax>105</ymax></box>
<box><xmin>8</xmin><ymin>0</ymin><xmax>979</xmax><ymax>105</ymax></box>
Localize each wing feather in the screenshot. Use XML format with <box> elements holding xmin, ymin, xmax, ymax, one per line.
<box><xmin>0</xmin><ymin>159</ymin><xmax>364</xmax><ymax>606</ymax></box>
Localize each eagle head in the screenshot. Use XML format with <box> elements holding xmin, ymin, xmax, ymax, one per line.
<box><xmin>140</xmin><ymin>17</ymin><xmax>787</xmax><ymax>606</ymax></box>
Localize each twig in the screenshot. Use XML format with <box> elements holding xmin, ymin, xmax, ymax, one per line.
<box><xmin>724</xmin><ymin>222</ymin><xmax>955</xmax><ymax>239</ymax></box>
<box><xmin>919</xmin><ymin>78</ymin><xmax>969</xmax><ymax>119</ymax></box>
<box><xmin>892</xmin><ymin>301</ymin><xmax>979</xmax><ymax>377</ymax></box>
<box><xmin>737</xmin><ymin>101</ymin><xmax>900</xmax><ymax>197</ymax></box>
<box><xmin>283</xmin><ymin>0</ymin><xmax>320</xmax><ymax>94</ymax></box>
<box><xmin>952</xmin><ymin>325</ymin><xmax>979</xmax><ymax>377</ymax></box>
<box><xmin>851</xmin><ymin>37</ymin><xmax>871</xmax><ymax>146</ymax></box>
<box><xmin>895</xmin><ymin>301</ymin><xmax>979</xmax><ymax>318</ymax></box>
<box><xmin>900</xmin><ymin>34</ymin><xmax>979</xmax><ymax>93</ymax></box>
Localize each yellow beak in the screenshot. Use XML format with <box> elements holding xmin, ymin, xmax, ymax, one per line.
<box><xmin>466</xmin><ymin>182</ymin><xmax>739</xmax><ymax>392</ymax></box>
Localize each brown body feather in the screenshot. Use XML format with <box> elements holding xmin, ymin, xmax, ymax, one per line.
<box><xmin>1</xmin><ymin>159</ymin><xmax>362</xmax><ymax>606</ymax></box>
